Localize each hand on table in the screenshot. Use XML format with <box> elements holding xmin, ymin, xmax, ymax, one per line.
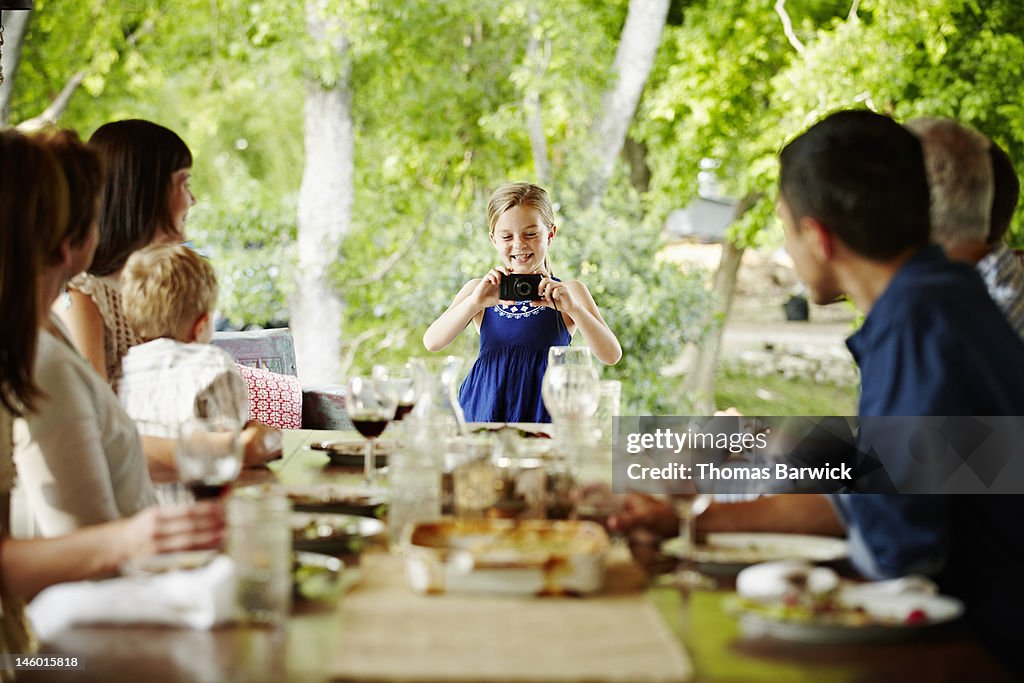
<box><xmin>240</xmin><ymin>421</ymin><xmax>283</xmax><ymax>466</ymax></box>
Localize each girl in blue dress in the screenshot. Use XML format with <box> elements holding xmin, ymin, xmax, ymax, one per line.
<box><xmin>423</xmin><ymin>183</ymin><xmax>621</xmax><ymax>423</ymax></box>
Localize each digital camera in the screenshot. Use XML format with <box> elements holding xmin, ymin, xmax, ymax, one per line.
<box><xmin>499</xmin><ymin>273</ymin><xmax>543</xmax><ymax>301</ymax></box>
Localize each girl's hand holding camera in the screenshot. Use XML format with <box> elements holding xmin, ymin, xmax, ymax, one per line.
<box><xmin>471</xmin><ymin>266</ymin><xmax>509</xmax><ymax>309</ymax></box>
<box><xmin>536</xmin><ymin>275</ymin><xmax>579</xmax><ymax>314</ymax></box>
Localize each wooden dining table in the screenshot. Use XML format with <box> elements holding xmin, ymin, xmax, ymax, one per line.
<box><xmin>17</xmin><ymin>429</ymin><xmax>1017</xmax><ymax>683</ymax></box>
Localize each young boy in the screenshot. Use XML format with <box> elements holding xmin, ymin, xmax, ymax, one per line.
<box><xmin>118</xmin><ymin>244</ymin><xmax>281</xmax><ymax>466</ymax></box>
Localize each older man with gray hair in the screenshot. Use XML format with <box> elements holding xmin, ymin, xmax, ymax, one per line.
<box><xmin>906</xmin><ymin>116</ymin><xmax>1024</xmax><ymax>337</ymax></box>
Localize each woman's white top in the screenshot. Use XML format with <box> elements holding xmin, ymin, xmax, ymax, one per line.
<box><xmin>13</xmin><ymin>320</ymin><xmax>155</xmax><ymax>536</ymax></box>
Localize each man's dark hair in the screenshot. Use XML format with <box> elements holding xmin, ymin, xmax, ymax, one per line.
<box><xmin>779</xmin><ymin>109</ymin><xmax>931</xmax><ymax>260</ymax></box>
<box><xmin>87</xmin><ymin>119</ymin><xmax>193</xmax><ymax>276</ymax></box>
<box><xmin>988</xmin><ymin>141</ymin><xmax>1019</xmax><ymax>245</ymax></box>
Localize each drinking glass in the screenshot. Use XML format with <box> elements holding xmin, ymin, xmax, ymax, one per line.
<box><xmin>347</xmin><ymin>375</ymin><xmax>398</xmax><ymax>487</ymax></box>
<box><xmin>672</xmin><ymin>493</ymin><xmax>715</xmax><ymax>591</ymax></box>
<box><xmin>175</xmin><ymin>417</ymin><xmax>243</xmax><ymax>499</ymax></box>
<box><xmin>228</xmin><ymin>488</ymin><xmax>292</xmax><ymax>626</ymax></box>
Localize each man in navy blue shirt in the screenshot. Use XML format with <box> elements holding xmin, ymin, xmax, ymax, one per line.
<box><xmin>614</xmin><ymin>110</ymin><xmax>1024</xmax><ymax>674</ymax></box>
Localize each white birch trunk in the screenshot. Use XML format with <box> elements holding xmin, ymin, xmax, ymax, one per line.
<box><xmin>292</xmin><ymin>1</ymin><xmax>353</xmax><ymax>384</ymax></box>
<box><xmin>584</xmin><ymin>0</ymin><xmax>669</xmax><ymax>206</ymax></box>
<box><xmin>523</xmin><ymin>4</ymin><xmax>549</xmax><ymax>185</ymax></box>
<box><xmin>0</xmin><ymin>9</ymin><xmax>32</xmax><ymax>126</ymax></box>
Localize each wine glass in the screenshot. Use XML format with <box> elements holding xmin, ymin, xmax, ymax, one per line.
<box><xmin>175</xmin><ymin>416</ymin><xmax>244</xmax><ymax>499</ymax></box>
<box><xmin>372</xmin><ymin>363</ymin><xmax>419</xmax><ymax>422</ymax></box>
<box><xmin>541</xmin><ymin>364</ymin><xmax>600</xmax><ymax>422</ymax></box>
<box><xmin>542</xmin><ymin>346</ymin><xmax>599</xmax><ymax>420</ymax></box>
<box><xmin>672</xmin><ymin>493</ymin><xmax>715</xmax><ymax>591</ymax></box>
<box><xmin>547</xmin><ymin>345</ymin><xmax>595</xmax><ymax>369</ymax></box>
<box><xmin>347</xmin><ymin>375</ymin><xmax>398</xmax><ymax>487</ymax></box>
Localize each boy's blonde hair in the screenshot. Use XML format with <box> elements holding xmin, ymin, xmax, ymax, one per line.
<box><xmin>122</xmin><ymin>244</ymin><xmax>218</xmax><ymax>342</ymax></box>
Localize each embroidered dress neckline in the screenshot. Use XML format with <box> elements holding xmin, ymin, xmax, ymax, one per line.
<box><xmin>494</xmin><ymin>301</ymin><xmax>544</xmax><ymax>319</ymax></box>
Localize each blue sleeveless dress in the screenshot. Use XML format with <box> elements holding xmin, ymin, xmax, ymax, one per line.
<box><xmin>458</xmin><ymin>299</ymin><xmax>572</xmax><ymax>423</ymax></box>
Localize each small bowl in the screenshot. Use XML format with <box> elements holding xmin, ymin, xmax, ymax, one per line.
<box><xmin>292</xmin><ymin>551</ymin><xmax>358</xmax><ymax>602</ymax></box>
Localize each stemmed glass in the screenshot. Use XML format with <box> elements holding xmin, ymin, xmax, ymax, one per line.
<box><xmin>541</xmin><ymin>346</ymin><xmax>600</xmax><ymax>422</ymax></box>
<box><xmin>175</xmin><ymin>416</ymin><xmax>244</xmax><ymax>499</ymax></box>
<box><xmin>372</xmin><ymin>363</ymin><xmax>419</xmax><ymax>422</ymax></box>
<box><xmin>672</xmin><ymin>493</ymin><xmax>715</xmax><ymax>591</ymax></box>
<box><xmin>347</xmin><ymin>375</ymin><xmax>398</xmax><ymax>487</ymax></box>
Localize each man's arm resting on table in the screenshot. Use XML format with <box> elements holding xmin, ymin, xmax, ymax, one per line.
<box><xmin>610</xmin><ymin>493</ymin><xmax>845</xmax><ymax>539</ymax></box>
<box><xmin>700</xmin><ymin>494</ymin><xmax>845</xmax><ymax>537</ymax></box>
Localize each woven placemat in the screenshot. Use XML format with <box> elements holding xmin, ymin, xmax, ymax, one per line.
<box><xmin>326</xmin><ymin>550</ymin><xmax>693</xmax><ymax>682</ymax></box>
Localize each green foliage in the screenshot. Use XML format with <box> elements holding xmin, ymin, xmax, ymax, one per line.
<box><xmin>639</xmin><ymin>0</ymin><xmax>1024</xmax><ymax>247</ymax></box>
<box><xmin>10</xmin><ymin>0</ymin><xmax>1024</xmax><ymax>415</ymax></box>
<box><xmin>553</xmin><ymin>192</ymin><xmax>712</xmax><ymax>414</ymax></box>
<box><xmin>188</xmin><ymin>203</ymin><xmax>296</xmax><ymax>329</ymax></box>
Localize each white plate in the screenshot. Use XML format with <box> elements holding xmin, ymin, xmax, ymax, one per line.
<box><xmin>291</xmin><ymin>512</ymin><xmax>385</xmax><ymax>554</ymax></box>
<box><xmin>121</xmin><ymin>550</ymin><xmax>218</xmax><ymax>577</ymax></box>
<box><xmin>733</xmin><ymin>592</ymin><xmax>964</xmax><ymax>644</ymax></box>
<box><xmin>283</xmin><ymin>483</ymin><xmax>388</xmax><ymax>516</ymax></box>
<box><xmin>662</xmin><ymin>532</ymin><xmax>849</xmax><ymax>572</ymax></box>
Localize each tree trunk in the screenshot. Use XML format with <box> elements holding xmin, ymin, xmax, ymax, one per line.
<box><xmin>680</xmin><ymin>240</ymin><xmax>745</xmax><ymax>413</ymax></box>
<box><xmin>0</xmin><ymin>8</ymin><xmax>32</xmax><ymax>126</ymax></box>
<box><xmin>582</xmin><ymin>0</ymin><xmax>669</xmax><ymax>206</ymax></box>
<box><xmin>292</xmin><ymin>1</ymin><xmax>353</xmax><ymax>385</ymax></box>
<box><xmin>678</xmin><ymin>193</ymin><xmax>762</xmax><ymax>413</ymax></box>
<box><xmin>523</xmin><ymin>3</ymin><xmax>549</xmax><ymax>185</ymax></box>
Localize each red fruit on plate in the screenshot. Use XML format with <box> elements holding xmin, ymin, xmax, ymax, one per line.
<box><xmin>905</xmin><ymin>608</ymin><xmax>928</xmax><ymax>625</ymax></box>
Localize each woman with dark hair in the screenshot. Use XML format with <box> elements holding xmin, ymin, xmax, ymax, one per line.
<box><xmin>15</xmin><ymin>129</ymin><xmax>155</xmax><ymax>535</ymax></box>
<box><xmin>52</xmin><ymin>120</ymin><xmax>279</xmax><ymax>471</ymax></box>
<box><xmin>56</xmin><ymin>119</ymin><xmax>195</xmax><ymax>391</ymax></box>
<box><xmin>0</xmin><ymin>129</ymin><xmax>223</xmax><ymax>665</ymax></box>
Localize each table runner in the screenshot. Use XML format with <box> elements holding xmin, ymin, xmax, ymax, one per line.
<box><xmin>326</xmin><ymin>550</ymin><xmax>693</xmax><ymax>682</ymax></box>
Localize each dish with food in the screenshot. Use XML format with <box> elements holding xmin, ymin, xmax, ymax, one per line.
<box><xmin>662</xmin><ymin>532</ymin><xmax>849</xmax><ymax>574</ymax></box>
<box><xmin>284</xmin><ymin>483</ymin><xmax>388</xmax><ymax>517</ymax></box>
<box><xmin>729</xmin><ymin>560</ymin><xmax>964</xmax><ymax>644</ymax></box>
<box><xmin>309</xmin><ymin>438</ymin><xmax>394</xmax><ymax>467</ymax></box>
<box><xmin>291</xmin><ymin>512</ymin><xmax>385</xmax><ymax>555</ymax></box>
<box><xmin>471</xmin><ymin>424</ymin><xmax>551</xmax><ymax>439</ymax></box>
<box><xmin>292</xmin><ymin>551</ymin><xmax>359</xmax><ymax>602</ymax></box>
<box><xmin>402</xmin><ymin>518</ymin><xmax>609</xmax><ymax>596</ymax></box>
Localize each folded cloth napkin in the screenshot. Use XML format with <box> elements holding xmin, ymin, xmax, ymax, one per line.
<box><xmin>737</xmin><ymin>559</ymin><xmax>938</xmax><ymax>602</ymax></box>
<box><xmin>27</xmin><ymin>555</ymin><xmax>237</xmax><ymax>640</ymax></box>
<box><xmin>737</xmin><ymin>560</ymin><xmax>840</xmax><ymax>600</ymax></box>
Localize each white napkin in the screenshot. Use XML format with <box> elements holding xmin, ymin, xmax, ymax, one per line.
<box><xmin>737</xmin><ymin>559</ymin><xmax>840</xmax><ymax>600</ymax></box>
<box><xmin>27</xmin><ymin>555</ymin><xmax>237</xmax><ymax>640</ymax></box>
<box><xmin>737</xmin><ymin>560</ymin><xmax>938</xmax><ymax>602</ymax></box>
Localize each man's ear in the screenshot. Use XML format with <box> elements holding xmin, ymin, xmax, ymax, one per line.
<box><xmin>188</xmin><ymin>312</ymin><xmax>212</xmax><ymax>343</ymax></box>
<box><xmin>801</xmin><ymin>217</ymin><xmax>835</xmax><ymax>261</ymax></box>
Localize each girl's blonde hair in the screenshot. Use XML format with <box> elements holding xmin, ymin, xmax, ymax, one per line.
<box><xmin>487</xmin><ymin>182</ymin><xmax>556</xmax><ymax>272</ymax></box>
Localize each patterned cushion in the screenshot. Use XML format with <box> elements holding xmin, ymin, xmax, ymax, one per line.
<box><xmin>236</xmin><ymin>364</ymin><xmax>302</xmax><ymax>429</ymax></box>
